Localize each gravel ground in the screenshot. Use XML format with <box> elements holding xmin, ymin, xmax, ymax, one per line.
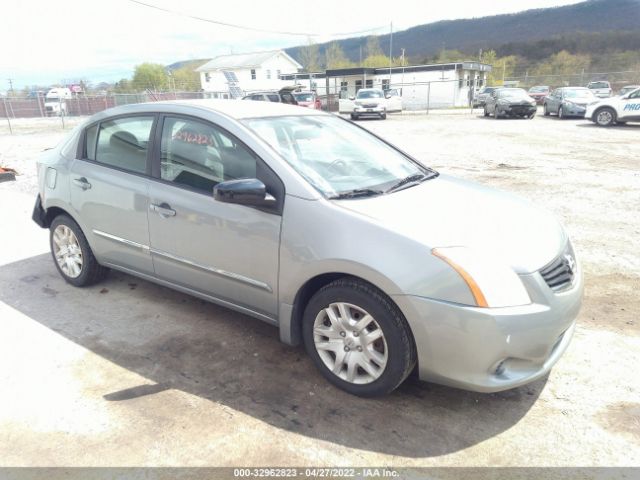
<box><xmin>0</xmin><ymin>110</ymin><xmax>638</xmax><ymax>468</ymax></box>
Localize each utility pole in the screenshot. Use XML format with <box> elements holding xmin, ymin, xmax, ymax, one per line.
<box><xmin>7</xmin><ymin>78</ymin><xmax>14</xmax><ymax>94</ymax></box>
<box><xmin>401</xmin><ymin>48</ymin><xmax>406</xmax><ymax>91</ymax></box>
<box><xmin>389</xmin><ymin>22</ymin><xmax>393</xmax><ymax>82</ymax></box>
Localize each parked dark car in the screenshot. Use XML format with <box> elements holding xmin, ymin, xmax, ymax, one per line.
<box><xmin>472</xmin><ymin>86</ymin><xmax>498</xmax><ymax>108</ymax></box>
<box><xmin>528</xmin><ymin>86</ymin><xmax>550</xmax><ymax>105</ymax></box>
<box><xmin>484</xmin><ymin>88</ymin><xmax>537</xmax><ymax>119</ymax></box>
<box><xmin>242</xmin><ymin>87</ymin><xmax>298</xmax><ymax>105</ymax></box>
<box><xmin>543</xmin><ymin>87</ymin><xmax>598</xmax><ymax>119</ymax></box>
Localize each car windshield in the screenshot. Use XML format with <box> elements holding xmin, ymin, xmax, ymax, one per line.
<box><xmin>588</xmin><ymin>82</ymin><xmax>609</xmax><ymax>89</ymax></box>
<box><xmin>564</xmin><ymin>89</ymin><xmax>594</xmax><ymax>99</ymax></box>
<box><xmin>498</xmin><ymin>89</ymin><xmax>530</xmax><ymax>99</ymax></box>
<box><xmin>357</xmin><ymin>90</ymin><xmax>383</xmax><ymax>99</ymax></box>
<box><xmin>529</xmin><ymin>86</ymin><xmax>549</xmax><ymax>93</ymax></box>
<box><xmin>243</xmin><ymin>115</ymin><xmax>435</xmax><ymax>197</ymax></box>
<box><xmin>621</xmin><ymin>87</ymin><xmax>639</xmax><ymax>95</ymax></box>
<box><xmin>294</xmin><ymin>93</ymin><xmax>314</xmax><ymax>102</ymax></box>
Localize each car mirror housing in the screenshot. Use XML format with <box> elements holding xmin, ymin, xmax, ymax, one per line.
<box><xmin>349</xmin><ymin>96</ymin><xmax>355</xmax><ymax>101</ymax></box>
<box><xmin>214</xmin><ymin>179</ymin><xmax>275</xmax><ymax>207</ymax></box>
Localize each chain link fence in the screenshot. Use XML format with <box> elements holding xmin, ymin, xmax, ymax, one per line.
<box><xmin>504</xmin><ymin>70</ymin><xmax>640</xmax><ymax>90</ymax></box>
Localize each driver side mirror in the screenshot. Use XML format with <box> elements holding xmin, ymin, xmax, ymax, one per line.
<box><xmin>348</xmin><ymin>96</ymin><xmax>355</xmax><ymax>101</ymax></box>
<box><xmin>385</xmin><ymin>95</ymin><xmax>391</xmax><ymax>99</ymax></box>
<box><xmin>214</xmin><ymin>179</ymin><xmax>275</xmax><ymax>207</ymax></box>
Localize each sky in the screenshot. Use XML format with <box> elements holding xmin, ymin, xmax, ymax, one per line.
<box><xmin>0</xmin><ymin>0</ymin><xmax>583</xmax><ymax>91</ymax></box>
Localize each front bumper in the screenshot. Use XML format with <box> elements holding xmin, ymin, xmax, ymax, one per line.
<box><xmin>562</xmin><ymin>103</ymin><xmax>588</xmax><ymax>117</ymax></box>
<box><xmin>353</xmin><ymin>105</ymin><xmax>385</xmax><ymax>116</ymax></box>
<box><xmin>393</xmin><ymin>265</ymin><xmax>583</xmax><ymax>392</ymax></box>
<box><xmin>498</xmin><ymin>104</ymin><xmax>537</xmax><ymax>116</ymax></box>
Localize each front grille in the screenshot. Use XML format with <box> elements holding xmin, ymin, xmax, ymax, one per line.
<box><xmin>362</xmin><ymin>103</ymin><xmax>378</xmax><ymax>108</ymax></box>
<box><xmin>540</xmin><ymin>242</ymin><xmax>577</xmax><ymax>292</ymax></box>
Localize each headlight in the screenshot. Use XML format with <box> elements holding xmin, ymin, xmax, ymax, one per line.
<box><xmin>498</xmin><ymin>99</ymin><xmax>509</xmax><ymax>105</ymax></box>
<box><xmin>564</xmin><ymin>100</ymin><xmax>576</xmax><ymax>107</ymax></box>
<box><xmin>432</xmin><ymin>247</ymin><xmax>531</xmax><ymax>308</ymax></box>
<box><xmin>354</xmin><ymin>101</ymin><xmax>362</xmax><ymax>106</ymax></box>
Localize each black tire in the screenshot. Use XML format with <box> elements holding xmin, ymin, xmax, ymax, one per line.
<box><xmin>49</xmin><ymin>214</ymin><xmax>109</xmax><ymax>287</ymax></box>
<box><xmin>528</xmin><ymin>111</ymin><xmax>536</xmax><ymax>119</ymax></box>
<box><xmin>543</xmin><ymin>104</ymin><xmax>550</xmax><ymax>116</ymax></box>
<box><xmin>302</xmin><ymin>277</ymin><xmax>417</xmax><ymax>397</ymax></box>
<box><xmin>380</xmin><ymin>112</ymin><xmax>387</xmax><ymax>120</ymax></box>
<box><xmin>483</xmin><ymin>106</ymin><xmax>489</xmax><ymax>117</ymax></box>
<box><xmin>594</xmin><ymin>107</ymin><xmax>616</xmax><ymax>127</ymax></box>
<box><xmin>558</xmin><ymin>106</ymin><xmax>564</xmax><ymax>119</ymax></box>
<box><xmin>350</xmin><ymin>113</ymin><xmax>358</xmax><ymax>120</ymax></box>
<box><xmin>494</xmin><ymin>108</ymin><xmax>501</xmax><ymax>119</ymax></box>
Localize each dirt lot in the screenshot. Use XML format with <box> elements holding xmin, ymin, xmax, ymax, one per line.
<box><xmin>0</xmin><ymin>111</ymin><xmax>638</xmax><ymax>468</ymax></box>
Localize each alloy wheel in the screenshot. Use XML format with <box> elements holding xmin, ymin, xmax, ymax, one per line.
<box><xmin>52</xmin><ymin>224</ymin><xmax>83</xmax><ymax>278</ymax></box>
<box><xmin>596</xmin><ymin>109</ymin><xmax>614</xmax><ymax>126</ymax></box>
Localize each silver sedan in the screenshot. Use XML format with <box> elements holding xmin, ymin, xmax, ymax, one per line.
<box><xmin>32</xmin><ymin>100</ymin><xmax>583</xmax><ymax>396</ymax></box>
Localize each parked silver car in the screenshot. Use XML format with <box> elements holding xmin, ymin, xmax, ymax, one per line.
<box><xmin>32</xmin><ymin>100</ymin><xmax>583</xmax><ymax>396</ymax></box>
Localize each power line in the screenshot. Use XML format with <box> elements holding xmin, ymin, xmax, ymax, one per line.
<box><xmin>126</xmin><ymin>0</ymin><xmax>387</xmax><ymax>37</ymax></box>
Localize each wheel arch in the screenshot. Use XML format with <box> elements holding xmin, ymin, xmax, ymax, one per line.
<box><xmin>280</xmin><ymin>271</ymin><xmax>405</xmax><ymax>347</ymax></box>
<box><xmin>593</xmin><ymin>105</ymin><xmax>617</xmax><ymax>125</ymax></box>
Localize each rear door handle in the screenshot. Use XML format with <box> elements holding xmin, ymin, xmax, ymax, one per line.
<box><xmin>150</xmin><ymin>203</ymin><xmax>176</xmax><ymax>218</ymax></box>
<box><xmin>73</xmin><ymin>177</ymin><xmax>91</xmax><ymax>190</ymax></box>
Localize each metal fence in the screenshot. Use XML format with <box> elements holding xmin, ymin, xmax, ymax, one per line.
<box><xmin>505</xmin><ymin>70</ymin><xmax>640</xmax><ymax>90</ymax></box>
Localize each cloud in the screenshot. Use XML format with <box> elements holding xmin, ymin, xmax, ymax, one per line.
<box><xmin>0</xmin><ymin>0</ymin><xmax>582</xmax><ymax>89</ymax></box>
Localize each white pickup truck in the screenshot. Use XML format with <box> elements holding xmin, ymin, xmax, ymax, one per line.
<box><xmin>586</xmin><ymin>86</ymin><xmax>640</xmax><ymax>126</ymax></box>
<box><xmin>339</xmin><ymin>88</ymin><xmax>403</xmax><ymax>119</ymax></box>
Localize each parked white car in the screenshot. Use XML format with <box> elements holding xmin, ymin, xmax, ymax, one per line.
<box><xmin>586</xmin><ymin>81</ymin><xmax>612</xmax><ymax>98</ymax></box>
<box><xmin>339</xmin><ymin>88</ymin><xmax>403</xmax><ymax>119</ymax></box>
<box><xmin>586</xmin><ymin>86</ymin><xmax>640</xmax><ymax>126</ymax></box>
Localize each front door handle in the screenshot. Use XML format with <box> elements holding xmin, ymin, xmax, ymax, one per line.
<box><xmin>73</xmin><ymin>177</ymin><xmax>91</xmax><ymax>190</ymax></box>
<box><xmin>150</xmin><ymin>203</ymin><xmax>176</xmax><ymax>218</ymax></box>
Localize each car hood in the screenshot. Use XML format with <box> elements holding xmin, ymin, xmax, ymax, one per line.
<box><xmin>333</xmin><ymin>175</ymin><xmax>566</xmax><ymax>274</ymax></box>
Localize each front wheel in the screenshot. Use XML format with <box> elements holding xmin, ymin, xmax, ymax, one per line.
<box><xmin>543</xmin><ymin>104</ymin><xmax>550</xmax><ymax>116</ymax></box>
<box><xmin>594</xmin><ymin>107</ymin><xmax>616</xmax><ymax>127</ymax></box>
<box><xmin>50</xmin><ymin>215</ymin><xmax>109</xmax><ymax>287</ymax></box>
<box><xmin>380</xmin><ymin>112</ymin><xmax>387</xmax><ymax>120</ymax></box>
<box><xmin>558</xmin><ymin>106</ymin><xmax>565</xmax><ymax>119</ymax></box>
<box><xmin>302</xmin><ymin>277</ymin><xmax>416</xmax><ymax>397</ymax></box>
<box><xmin>350</xmin><ymin>113</ymin><xmax>358</xmax><ymax>120</ymax></box>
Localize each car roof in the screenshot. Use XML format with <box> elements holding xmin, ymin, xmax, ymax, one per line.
<box><xmin>357</xmin><ymin>88</ymin><xmax>383</xmax><ymax>92</ymax></box>
<box><xmin>150</xmin><ymin>99</ymin><xmax>324</xmax><ymax>119</ymax></box>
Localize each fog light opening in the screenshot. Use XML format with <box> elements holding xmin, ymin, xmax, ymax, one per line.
<box><xmin>493</xmin><ymin>359</ymin><xmax>507</xmax><ymax>376</ymax></box>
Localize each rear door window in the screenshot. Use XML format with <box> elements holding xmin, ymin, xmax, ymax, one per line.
<box><xmin>94</xmin><ymin>116</ymin><xmax>154</xmax><ymax>174</ymax></box>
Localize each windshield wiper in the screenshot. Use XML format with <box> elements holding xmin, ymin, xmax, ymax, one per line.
<box><xmin>328</xmin><ymin>188</ymin><xmax>384</xmax><ymax>200</ymax></box>
<box><xmin>385</xmin><ymin>173</ymin><xmax>430</xmax><ymax>193</ymax></box>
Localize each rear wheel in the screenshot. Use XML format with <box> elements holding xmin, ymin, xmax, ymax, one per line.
<box><xmin>543</xmin><ymin>104</ymin><xmax>550</xmax><ymax>116</ymax></box>
<box><xmin>302</xmin><ymin>277</ymin><xmax>416</xmax><ymax>397</ymax></box>
<box><xmin>50</xmin><ymin>215</ymin><xmax>109</xmax><ymax>287</ymax></box>
<box><xmin>594</xmin><ymin>107</ymin><xmax>616</xmax><ymax>127</ymax></box>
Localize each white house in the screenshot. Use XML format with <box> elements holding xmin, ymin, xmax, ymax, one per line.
<box><xmin>196</xmin><ymin>50</ymin><xmax>302</xmax><ymax>98</ymax></box>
